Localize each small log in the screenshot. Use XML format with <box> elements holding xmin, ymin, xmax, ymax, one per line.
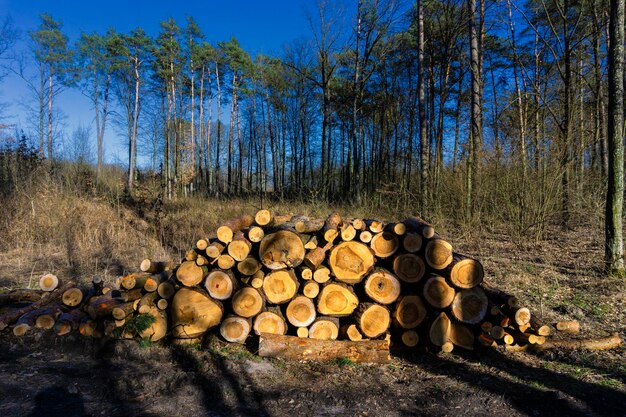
<box><xmin>250</xmin><ymin>270</ymin><xmax>265</xmax><ymax>289</ymax></box>
<box><xmin>340</xmin><ymin>224</ymin><xmax>357</xmax><ymax>241</ymax></box>
<box><xmin>157</xmin><ymin>298</ymin><xmax>168</xmax><ymax>310</ymax></box>
<box><xmin>359</xmin><ymin>230</ymin><xmax>373</xmax><ymax>243</ymax></box>
<box><xmin>228</xmin><ymin>231</ymin><xmax>253</xmax><ymax>262</ymax></box>
<box><xmin>34</xmin><ymin>305</ymin><xmax>63</xmax><ymax>329</ymax></box>
<box><xmin>299</xmin><ymin>267</ymin><xmax>313</xmax><ymax>280</ymax></box>
<box><xmin>532</xmin><ymin>333</ymin><xmax>622</xmax><ymax>351</ymax></box>
<box><xmin>402</xmin><ymin>233</ymin><xmax>422</xmax><ymax>253</ymax></box>
<box><xmin>247</xmin><ymin>226</ymin><xmax>265</xmax><ymax>243</ymax></box>
<box><xmin>140</xmin><ymin>259</ymin><xmax>174</xmax><ymax>274</ymax></box>
<box><xmin>157</xmin><ymin>280</ymin><xmax>176</xmax><ymax>300</ymax></box>
<box><xmin>340</xmin><ymin>323</ymin><xmax>363</xmax><ymax>341</ymax></box>
<box><xmin>61</xmin><ymin>287</ymin><xmax>83</xmax><ymax>307</ymax></box>
<box><xmin>54</xmin><ymin>309</ymin><xmax>87</xmax><ymax>336</ymax></box>
<box><xmin>445</xmin><ymin>253</ymin><xmax>484</xmax><ymax>289</ymax></box>
<box><xmin>176</xmin><ymin>261</ymin><xmax>208</xmax><ymax>287</ymax></box>
<box><xmin>401</xmin><ymin>330</ymin><xmax>419</xmax><ymax>347</ymax></box>
<box><xmin>217</xmin><ymin>214</ymin><xmax>255</xmax><ymax>244</ymax></box>
<box><xmin>39</xmin><ymin>273</ymin><xmax>60</xmax><ymax>292</ymax></box>
<box><xmin>529</xmin><ymin>316</ymin><xmax>552</xmax><ymax>336</ymax></box>
<box><xmin>112</xmin><ymin>302</ymin><xmax>135</xmax><ymax>320</ymax></box>
<box><xmin>136</xmin><ymin>292</ymin><xmax>159</xmax><ymax>314</ymax></box>
<box><xmin>323</xmin><ymin>212</ymin><xmax>342</xmax><ymax>243</ymax></box>
<box><xmin>312</xmin><ymin>266</ymin><xmax>331</xmax><ymax>284</ymax></box>
<box><xmin>185</xmin><ymin>249</ymin><xmax>198</xmax><ymax>261</ymax></box>
<box><xmin>296</xmin><ymin>327</ymin><xmax>309</xmax><ymax>338</ymax></box>
<box><xmin>253</xmin><ymin>308</ymin><xmax>287</xmax><ymax>336</ymax></box>
<box><xmin>170</xmin><ymin>287</ymin><xmax>223</xmax><ymax>338</ymax></box>
<box><xmin>317</xmin><ymin>282</ymin><xmax>359</xmax><ymax>317</ymax></box>
<box><xmin>139</xmin><ymin>305</ymin><xmax>167</xmax><ymax>342</ymax></box>
<box><xmin>302</xmin><ymin>281</ymin><xmax>320</xmax><ymax>299</ymax></box>
<box><xmin>490</xmin><ymin>326</ymin><xmax>505</xmax><ymax>339</ymax></box>
<box><xmin>13</xmin><ymin>309</ymin><xmax>41</xmax><ymax>336</ymax></box>
<box><xmin>195</xmin><ymin>255</ymin><xmax>210</xmax><ymax>266</ymax></box>
<box><xmin>450</xmin><ymin>287</ymin><xmax>488</xmax><ymax>324</ymax></box>
<box><xmin>285</xmin><ymin>296</ymin><xmax>317</xmax><ymax>327</ymax></box>
<box><xmin>205</xmin><ymin>241</ymin><xmax>226</xmax><ymax>259</ymax></box>
<box><xmin>220</xmin><ymin>315</ymin><xmax>252</xmax><ymax>343</ymax></box>
<box><xmin>392</xmin><ymin>253</ymin><xmax>426</xmax><ymax>283</ymax></box>
<box><xmin>120</xmin><ymin>272</ymin><xmax>151</xmax><ymax>290</ymax></box>
<box><xmin>231</xmin><ymin>287</ymin><xmax>265</xmax><ymax>318</ymax></box>
<box><xmin>513</xmin><ymin>307</ymin><xmax>531</xmax><ymax>326</ymax></box>
<box><xmin>217</xmin><ymin>254</ymin><xmax>236</xmax><ymax>270</ymax></box>
<box><xmin>478</xmin><ymin>333</ymin><xmax>496</xmax><ymax>347</ymax></box>
<box><xmin>385</xmin><ymin>222</ymin><xmax>406</xmax><ymax>236</ymax></box>
<box><xmin>393</xmin><ymin>295</ymin><xmax>427</xmax><ymax>329</ymax></box>
<box><xmin>258</xmin><ymin>333</ymin><xmax>390</xmax><ymax>363</ymax></box>
<box><xmin>423</xmin><ymin>275</ymin><xmax>456</xmax><ymax>309</ymax></box>
<box><xmin>91</xmin><ymin>276</ymin><xmax>105</xmax><ymax>295</ymax></box>
<box><xmin>304</xmin><ymin>235</ymin><xmax>318</xmax><ymax>250</ymax></box>
<box><xmin>424</xmin><ymin>238</ymin><xmax>453</xmax><ymax>270</ymax></box>
<box><xmin>556</xmin><ymin>320</ymin><xmax>580</xmax><ymax>334</ymax></box>
<box><xmin>204</xmin><ymin>269</ymin><xmax>238</xmax><ymax>301</ymax></box>
<box><xmin>363</xmin><ymin>268</ymin><xmax>401</xmax><ymax>305</ymax></box>
<box><xmin>295</xmin><ymin>217</ymin><xmax>325</xmax><ymax>234</ymax></box>
<box><xmin>0</xmin><ymin>289</ymin><xmax>43</xmax><ymax>306</ymax></box>
<box><xmin>262</xmin><ymin>269</ymin><xmax>299</xmax><ymax>304</ymax></box>
<box><xmin>328</xmin><ymin>241</ymin><xmax>375</xmax><ymax>284</ymax></box>
<box><xmin>352</xmin><ymin>218</ymin><xmax>366</xmax><ymax>230</ymax></box>
<box><xmin>365</xmin><ymin>219</ymin><xmax>384</xmax><ymax>233</ymax></box>
<box><xmin>79</xmin><ymin>318</ymin><xmax>97</xmax><ymax>337</ymax></box>
<box><xmin>370</xmin><ymin>232</ymin><xmax>399</xmax><ymax>258</ymax></box>
<box><xmin>254</xmin><ymin>209</ymin><xmax>273</xmax><ymax>226</ymax></box>
<box><xmin>259</xmin><ymin>231</ymin><xmax>306</xmax><ymax>270</ymax></box>
<box><xmin>355</xmin><ymin>303</ymin><xmax>390</xmax><ymax>339</ymax></box>
<box><xmin>196</xmin><ymin>239</ymin><xmax>210</xmax><ymax>251</ymax></box>
<box><xmin>402</xmin><ymin>216</ymin><xmax>435</xmax><ymax>239</ymax></box>
<box><xmin>429</xmin><ymin>312</ymin><xmax>451</xmax><ymax>346</ymax></box>
<box><xmin>237</xmin><ymin>257</ymin><xmax>262</xmax><ymax>276</ymax></box>
<box><xmin>304</xmin><ymin>240</ymin><xmax>333</xmax><ymax>270</ymax></box>
<box><xmin>440</xmin><ymin>342</ymin><xmax>455</xmax><ymax>353</ymax></box>
<box><xmin>449</xmin><ymin>322</ymin><xmax>475</xmax><ymax>350</ymax></box>
<box><xmin>119</xmin><ymin>288</ymin><xmax>143</xmax><ymax>302</ymax></box>
<box><xmin>309</xmin><ymin>316</ymin><xmax>340</xmax><ymax>340</ymax></box>
<box><xmin>143</xmin><ymin>276</ymin><xmax>160</xmax><ymax>293</ymax></box>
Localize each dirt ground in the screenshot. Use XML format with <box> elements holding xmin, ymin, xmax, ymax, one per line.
<box><xmin>1</xmin><ymin>220</ymin><xmax>625</xmax><ymax>417</ymax></box>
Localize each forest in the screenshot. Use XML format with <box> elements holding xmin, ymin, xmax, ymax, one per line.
<box><xmin>0</xmin><ymin>0</ymin><xmax>624</xmax><ymax>274</ymax></box>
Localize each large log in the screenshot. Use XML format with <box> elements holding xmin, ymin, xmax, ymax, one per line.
<box><xmin>363</xmin><ymin>268</ymin><xmax>401</xmax><ymax>305</ymax></box>
<box><xmin>328</xmin><ymin>241</ymin><xmax>375</xmax><ymax>284</ymax></box>
<box><xmin>170</xmin><ymin>287</ymin><xmax>223</xmax><ymax>338</ymax></box>
<box><xmin>140</xmin><ymin>259</ymin><xmax>174</xmax><ymax>274</ymax></box>
<box><xmin>392</xmin><ymin>253</ymin><xmax>426</xmax><ymax>283</ymax></box>
<box><xmin>237</xmin><ymin>257</ymin><xmax>262</xmax><ymax>276</ymax></box>
<box><xmin>393</xmin><ymin>295</ymin><xmax>427</xmax><ymax>329</ymax></box>
<box><xmin>258</xmin><ymin>333</ymin><xmax>391</xmax><ymax>363</ymax></box>
<box><xmin>302</xmin><ymin>281</ymin><xmax>320</xmax><ymax>299</ymax></box>
<box><xmin>450</xmin><ymin>287</ymin><xmax>488</xmax><ymax>324</ymax></box>
<box><xmin>139</xmin><ymin>306</ymin><xmax>167</xmax><ymax>342</ymax></box>
<box><xmin>220</xmin><ymin>315</ymin><xmax>252</xmax><ymax>343</ymax></box>
<box><xmin>355</xmin><ymin>303</ymin><xmax>390</xmax><ymax>339</ymax></box>
<box><xmin>0</xmin><ymin>289</ymin><xmax>43</xmax><ymax>306</ymax></box>
<box><xmin>262</xmin><ymin>269</ymin><xmax>299</xmax><ymax>304</ymax></box>
<box><xmin>308</xmin><ymin>316</ymin><xmax>340</xmax><ymax>340</ymax></box>
<box><xmin>316</xmin><ymin>282</ymin><xmax>359</xmax><ymax>317</ymax></box>
<box><xmin>231</xmin><ymin>287</ymin><xmax>265</xmax><ymax>318</ymax></box>
<box><xmin>34</xmin><ymin>304</ymin><xmax>63</xmax><ymax>329</ymax></box>
<box><xmin>423</xmin><ymin>275</ymin><xmax>455</xmax><ymax>309</ymax></box>
<box><xmin>285</xmin><ymin>296</ymin><xmax>316</xmax><ymax>327</ymax></box>
<box><xmin>295</xmin><ymin>217</ymin><xmax>325</xmax><ymax>234</ymax></box>
<box><xmin>445</xmin><ymin>253</ymin><xmax>484</xmax><ymax>289</ymax></box>
<box><xmin>253</xmin><ymin>308</ymin><xmax>287</xmax><ymax>336</ymax></box>
<box><xmin>61</xmin><ymin>287</ymin><xmax>84</xmax><ymax>307</ymax></box>
<box><xmin>449</xmin><ymin>322</ymin><xmax>475</xmax><ymax>350</ymax></box>
<box><xmin>259</xmin><ymin>231</ymin><xmax>305</xmax><ymax>270</ymax></box>
<box><xmin>228</xmin><ymin>231</ymin><xmax>253</xmax><ymax>262</ymax></box>
<box><xmin>424</xmin><ymin>238</ymin><xmax>453</xmax><ymax>270</ymax></box>
<box><xmin>402</xmin><ymin>233</ymin><xmax>423</xmax><ymax>253</ymax></box>
<box><xmin>176</xmin><ymin>261</ymin><xmax>208</xmax><ymax>287</ymax></box>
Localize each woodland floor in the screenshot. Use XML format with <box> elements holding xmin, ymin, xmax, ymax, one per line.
<box><xmin>0</xmin><ymin>205</ymin><xmax>625</xmax><ymax>417</ymax></box>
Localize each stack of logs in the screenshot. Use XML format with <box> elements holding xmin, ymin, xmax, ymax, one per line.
<box><xmin>0</xmin><ymin>211</ymin><xmax>621</xmax><ymax>360</ymax></box>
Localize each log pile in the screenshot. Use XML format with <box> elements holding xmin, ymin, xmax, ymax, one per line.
<box><xmin>0</xmin><ymin>211</ymin><xmax>621</xmax><ymax>362</ymax></box>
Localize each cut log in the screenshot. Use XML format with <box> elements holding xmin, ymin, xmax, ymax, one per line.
<box><xmin>220</xmin><ymin>315</ymin><xmax>252</xmax><ymax>343</ymax></box>
<box><xmin>556</xmin><ymin>320</ymin><xmax>580</xmax><ymax>334</ymax></box>
<box><xmin>423</xmin><ymin>275</ymin><xmax>455</xmax><ymax>309</ymax></box>
<box><xmin>253</xmin><ymin>308</ymin><xmax>287</xmax><ymax>335</ymax></box>
<box><xmin>323</xmin><ymin>212</ymin><xmax>342</xmax><ymax>243</ymax></box>
<box><xmin>402</xmin><ymin>233</ymin><xmax>422</xmax><ymax>253</ymax></box>
<box><xmin>137</xmin><ymin>292</ymin><xmax>159</xmax><ymax>314</ymax></box>
<box><xmin>312</xmin><ymin>266</ymin><xmax>331</xmax><ymax>284</ymax></box>
<box><xmin>355</xmin><ymin>303</ymin><xmax>390</xmax><ymax>339</ymax></box>
<box><xmin>247</xmin><ymin>226</ymin><xmax>265</xmax><ymax>243</ymax></box>
<box><xmin>481</xmin><ymin>282</ymin><xmax>520</xmax><ymax>308</ymax></box>
<box><xmin>490</xmin><ymin>326</ymin><xmax>505</xmax><ymax>339</ymax></box>
<box><xmin>228</xmin><ymin>231</ymin><xmax>252</xmax><ymax>261</ymax></box>
<box><xmin>217</xmin><ymin>214</ymin><xmax>255</xmax><ymax>244</ymax></box>
<box><xmin>54</xmin><ymin>309</ymin><xmax>87</xmax><ymax>336</ymax></box>
<box><xmin>340</xmin><ymin>323</ymin><xmax>363</xmax><ymax>341</ymax></box>
<box><xmin>449</xmin><ymin>322</ymin><xmax>475</xmax><ymax>350</ymax></box>
<box><xmin>91</xmin><ymin>276</ymin><xmax>104</xmax><ymax>295</ymax></box>
<box><xmin>34</xmin><ymin>305</ymin><xmax>63</xmax><ymax>329</ymax></box>
<box><xmin>157</xmin><ymin>280</ymin><xmax>176</xmax><ymax>300</ymax></box>
<box><xmin>340</xmin><ymin>224</ymin><xmax>357</xmax><ymax>241</ymax></box>
<box><xmin>300</xmin><ymin>267</ymin><xmax>313</xmax><ymax>280</ymax></box>
<box><xmin>170</xmin><ymin>287</ymin><xmax>223</xmax><ymax>338</ymax></box>
<box><xmin>78</xmin><ymin>319</ymin><xmax>97</xmax><ymax>337</ymax></box>
<box><xmin>317</xmin><ymin>282</ymin><xmax>359</xmax><ymax>317</ymax></box>
<box><xmin>119</xmin><ymin>288</ymin><xmax>143</xmax><ymax>302</ymax></box>
<box><xmin>140</xmin><ymin>259</ymin><xmax>174</xmax><ymax>274</ymax></box>
<box><xmin>185</xmin><ymin>249</ymin><xmax>198</xmax><ymax>261</ymax></box>
<box><xmin>217</xmin><ymin>254</ymin><xmax>236</xmax><ymax>270</ymax></box>
<box><xmin>401</xmin><ymin>330</ymin><xmax>419</xmax><ymax>347</ymax></box>
<box><xmin>429</xmin><ymin>312</ymin><xmax>451</xmax><ymax>346</ymax></box>
<box><xmin>529</xmin><ymin>316</ymin><xmax>552</xmax><ymax>336</ymax></box>
<box><xmin>262</xmin><ymin>269</ymin><xmax>299</xmax><ymax>304</ymax></box>
<box><xmin>478</xmin><ymin>333</ymin><xmax>496</xmax><ymax>347</ymax></box>
<box><xmin>295</xmin><ymin>217</ymin><xmax>325</xmax><ymax>234</ymax></box>
<box><xmin>204</xmin><ymin>269</ymin><xmax>238</xmax><ymax>300</ymax></box>
<box><xmin>440</xmin><ymin>342</ymin><xmax>455</xmax><ymax>353</ymax></box>
<box><xmin>532</xmin><ymin>333</ymin><xmax>622</xmax><ymax>351</ymax></box>
<box><xmin>328</xmin><ymin>241</ymin><xmax>375</xmax><ymax>284</ymax></box>
<box><xmin>143</xmin><ymin>276</ymin><xmax>160</xmax><ymax>293</ymax></box>
<box><xmin>296</xmin><ymin>327</ymin><xmax>309</xmax><ymax>338</ymax></box>
<box><xmin>258</xmin><ymin>333</ymin><xmax>390</xmax><ymax>363</ymax></box>
<box><xmin>0</xmin><ymin>289</ymin><xmax>43</xmax><ymax>306</ymax></box>
<box><xmin>120</xmin><ymin>272</ymin><xmax>151</xmax><ymax>290</ymax></box>
<box><xmin>139</xmin><ymin>306</ymin><xmax>167</xmax><ymax>342</ymax></box>
<box><xmin>250</xmin><ymin>270</ymin><xmax>265</xmax><ymax>289</ymax></box>
<box><xmin>309</xmin><ymin>316</ymin><xmax>340</xmax><ymax>340</ymax></box>
<box><xmin>402</xmin><ymin>216</ymin><xmax>435</xmax><ymax>239</ymax></box>
<box><xmin>450</xmin><ymin>287</ymin><xmax>488</xmax><ymax>324</ymax></box>
<box><xmin>285</xmin><ymin>296</ymin><xmax>317</xmax><ymax>327</ymax></box>
<box><xmin>13</xmin><ymin>309</ymin><xmax>41</xmax><ymax>336</ymax></box>
<box><xmin>237</xmin><ymin>257</ymin><xmax>261</xmax><ymax>276</ymax></box>
<box><xmin>370</xmin><ymin>232</ymin><xmax>399</xmax><ymax>258</ymax></box>
<box><xmin>196</xmin><ymin>239</ymin><xmax>209</xmax><ymax>251</ymax></box>
<box><xmin>157</xmin><ymin>299</ymin><xmax>168</xmax><ymax>310</ymax></box>
<box><xmin>304</xmin><ymin>236</ymin><xmax>318</xmax><ymax>250</ymax></box>
<box><xmin>304</xmin><ymin>240</ymin><xmax>333</xmax><ymax>270</ymax></box>
<box><xmin>259</xmin><ymin>231</ymin><xmax>305</xmax><ymax>270</ymax></box>
<box><xmin>205</xmin><ymin>241</ymin><xmax>226</xmax><ymax>259</ymax></box>
<box><xmin>359</xmin><ymin>230</ymin><xmax>373</xmax><ymax>243</ymax></box>
<box><xmin>424</xmin><ymin>238</ymin><xmax>453</xmax><ymax>270</ymax></box>
<box><xmin>231</xmin><ymin>287</ymin><xmax>265</xmax><ymax>318</ymax></box>
<box><xmin>176</xmin><ymin>261</ymin><xmax>208</xmax><ymax>287</ymax></box>
<box><xmin>363</xmin><ymin>269</ymin><xmax>401</xmax><ymax>305</ymax></box>
<box><xmin>392</xmin><ymin>253</ymin><xmax>426</xmax><ymax>283</ymax></box>
<box><xmin>393</xmin><ymin>295</ymin><xmax>427</xmax><ymax>329</ymax></box>
<box><xmin>365</xmin><ymin>219</ymin><xmax>384</xmax><ymax>233</ymax></box>
<box><xmin>302</xmin><ymin>281</ymin><xmax>320</xmax><ymax>299</ymax></box>
<box><xmin>60</xmin><ymin>287</ymin><xmax>83</xmax><ymax>307</ymax></box>
<box><xmin>513</xmin><ymin>307</ymin><xmax>531</xmax><ymax>326</ymax></box>
<box><xmin>254</xmin><ymin>209</ymin><xmax>273</xmax><ymax>226</ymax></box>
<box><xmin>445</xmin><ymin>254</ymin><xmax>484</xmax><ymax>289</ymax></box>
<box><xmin>385</xmin><ymin>222</ymin><xmax>406</xmax><ymax>236</ymax></box>
<box><xmin>86</xmin><ymin>289</ymin><xmax>124</xmax><ymax>320</ymax></box>
<box><xmin>352</xmin><ymin>218</ymin><xmax>366</xmax><ymax>230</ymax></box>
<box><xmin>39</xmin><ymin>273</ymin><xmax>60</xmax><ymax>292</ymax></box>
<box><xmin>195</xmin><ymin>255</ymin><xmax>209</xmax><ymax>267</ymax></box>
<box><xmin>112</xmin><ymin>302</ymin><xmax>135</xmax><ymax>320</ymax></box>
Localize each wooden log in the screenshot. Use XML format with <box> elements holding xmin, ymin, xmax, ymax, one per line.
<box><xmin>402</xmin><ymin>216</ymin><xmax>435</xmax><ymax>239</ymax></box>
<box><xmin>253</xmin><ymin>308</ymin><xmax>287</xmax><ymax>335</ymax></box>
<box><xmin>529</xmin><ymin>316</ymin><xmax>552</xmax><ymax>336</ymax></box>
<box><xmin>61</xmin><ymin>287</ymin><xmax>83</xmax><ymax>307</ymax></box>
<box><xmin>429</xmin><ymin>312</ymin><xmax>451</xmax><ymax>346</ymax></box>
<box><xmin>196</xmin><ymin>239</ymin><xmax>210</xmax><ymax>251</ymax></box>
<box><xmin>13</xmin><ymin>309</ymin><xmax>41</xmax><ymax>336</ymax></box>
<box><xmin>424</xmin><ymin>238</ymin><xmax>453</xmax><ymax>270</ymax></box>
<box><xmin>111</xmin><ymin>302</ymin><xmax>135</xmax><ymax>320</ymax></box>
<box><xmin>392</xmin><ymin>253</ymin><xmax>426</xmax><ymax>283</ymax></box>
<box><xmin>478</xmin><ymin>333</ymin><xmax>496</xmax><ymax>347</ymax></box>
<box><xmin>340</xmin><ymin>224</ymin><xmax>357</xmax><ymax>241</ymax></box>
<box><xmin>385</xmin><ymin>222</ymin><xmax>406</xmax><ymax>236</ymax></box>
<box><xmin>254</xmin><ymin>209</ymin><xmax>273</xmax><ymax>226</ymax></box>
<box><xmin>170</xmin><ymin>337</ymin><xmax>202</xmax><ymax>346</ymax></box>
<box><xmin>450</xmin><ymin>287</ymin><xmax>488</xmax><ymax>324</ymax></box>
<box><xmin>365</xmin><ymin>219</ymin><xmax>384</xmax><ymax>233</ymax></box>
<box><xmin>119</xmin><ymin>288</ymin><xmax>143</xmax><ymax>302</ymax></box>
<box><xmin>556</xmin><ymin>320</ymin><xmax>580</xmax><ymax>334</ymax></box>
<box><xmin>445</xmin><ymin>253</ymin><xmax>484</xmax><ymax>289</ymax></box>
<box><xmin>259</xmin><ymin>230</ymin><xmax>305</xmax><ymax>270</ymax></box>
<box><xmin>370</xmin><ymin>232</ymin><xmax>399</xmax><ymax>258</ymax></box>
<box><xmin>423</xmin><ymin>275</ymin><xmax>455</xmax><ymax>309</ymax></box>
<box><xmin>140</xmin><ymin>259</ymin><xmax>174</xmax><ymax>274</ymax></box>
<box><xmin>143</xmin><ymin>275</ymin><xmax>161</xmax><ymax>293</ymax></box>
<box><xmin>304</xmin><ymin>235</ymin><xmax>318</xmax><ymax>250</ymax></box>
<box><xmin>136</xmin><ymin>292</ymin><xmax>159</xmax><ymax>314</ymax></box>
<box><xmin>120</xmin><ymin>272</ymin><xmax>151</xmax><ymax>290</ymax></box>
<box><xmin>176</xmin><ymin>261</ymin><xmax>208</xmax><ymax>287</ymax></box>
<box><xmin>402</xmin><ymin>233</ymin><xmax>423</xmax><ymax>253</ymax></box>
<box><xmin>312</xmin><ymin>266</ymin><xmax>331</xmax><ymax>284</ymax></box>
<box><xmin>204</xmin><ymin>269</ymin><xmax>238</xmax><ymax>300</ymax></box>
<box><xmin>217</xmin><ymin>214</ymin><xmax>255</xmax><ymax>244</ymax></box>
<box><xmin>328</xmin><ymin>241</ymin><xmax>375</xmax><ymax>284</ymax></box>
<box><xmin>231</xmin><ymin>287</ymin><xmax>265</xmax><ymax>318</ymax></box>
<box><xmin>139</xmin><ymin>305</ymin><xmax>168</xmax><ymax>342</ymax></box>
<box><xmin>302</xmin><ymin>281</ymin><xmax>320</xmax><ymax>299</ymax></box>
<box><xmin>250</xmin><ymin>270</ymin><xmax>265</xmax><ymax>289</ymax></box>
<box><xmin>401</xmin><ymin>330</ymin><xmax>419</xmax><ymax>347</ymax></box>
<box><xmin>481</xmin><ymin>282</ymin><xmax>520</xmax><ymax>308</ymax></box>
<box><xmin>490</xmin><ymin>326</ymin><xmax>505</xmax><ymax>340</ymax></box>
<box><xmin>299</xmin><ymin>267</ymin><xmax>313</xmax><ymax>280</ymax></box>
<box><xmin>228</xmin><ymin>231</ymin><xmax>253</xmax><ymax>261</ymax></box>
<box><xmin>262</xmin><ymin>269</ymin><xmax>299</xmax><ymax>304</ymax></box>
<box><xmin>184</xmin><ymin>249</ymin><xmax>199</xmax><ymax>261</ymax></box>
<box><xmin>532</xmin><ymin>333</ymin><xmax>622</xmax><ymax>351</ymax></box>
<box><xmin>205</xmin><ymin>241</ymin><xmax>226</xmax><ymax>259</ymax></box>
<box><xmin>295</xmin><ymin>217</ymin><xmax>325</xmax><ymax>234</ymax></box>
<box><xmin>247</xmin><ymin>226</ymin><xmax>265</xmax><ymax>243</ymax></box>
<box><xmin>78</xmin><ymin>318</ymin><xmax>97</xmax><ymax>337</ymax></box>
<box><xmin>393</xmin><ymin>295</ymin><xmax>427</xmax><ymax>329</ymax></box>
<box><xmin>0</xmin><ymin>281</ymin><xmax>74</xmax><ymax>330</ymax></box>
<box><xmin>285</xmin><ymin>296</ymin><xmax>317</xmax><ymax>327</ymax></box>
<box><xmin>157</xmin><ymin>280</ymin><xmax>177</xmax><ymax>300</ymax></box>
<box><xmin>316</xmin><ymin>282</ymin><xmax>359</xmax><ymax>317</ymax></box>
<box><xmin>513</xmin><ymin>307</ymin><xmax>531</xmax><ymax>326</ymax></box>
<box><xmin>340</xmin><ymin>323</ymin><xmax>363</xmax><ymax>341</ymax></box>
<box><xmin>355</xmin><ymin>303</ymin><xmax>390</xmax><ymax>339</ymax></box>
<box><xmin>363</xmin><ymin>268</ymin><xmax>401</xmax><ymax>305</ymax></box>
<box><xmin>0</xmin><ymin>289</ymin><xmax>43</xmax><ymax>306</ymax></box>
<box><xmin>34</xmin><ymin>305</ymin><xmax>63</xmax><ymax>329</ymax></box>
<box><xmin>54</xmin><ymin>308</ymin><xmax>87</xmax><ymax>336</ymax></box>
<box><xmin>157</xmin><ymin>298</ymin><xmax>168</xmax><ymax>310</ymax></box>
<box><xmin>449</xmin><ymin>322</ymin><xmax>475</xmax><ymax>350</ymax></box>
<box><xmin>170</xmin><ymin>287</ymin><xmax>223</xmax><ymax>338</ymax></box>
<box><xmin>220</xmin><ymin>315</ymin><xmax>252</xmax><ymax>343</ymax></box>
<box><xmin>440</xmin><ymin>342</ymin><xmax>455</xmax><ymax>353</ymax></box>
<box><xmin>91</xmin><ymin>276</ymin><xmax>105</xmax><ymax>295</ymax></box>
<box><xmin>297</xmin><ymin>327</ymin><xmax>309</xmax><ymax>338</ymax></box>
<box><xmin>237</xmin><ymin>256</ymin><xmax>262</xmax><ymax>276</ymax></box>
<box><xmin>259</xmin><ymin>333</ymin><xmax>390</xmax><ymax>363</ymax></box>
<box><xmin>195</xmin><ymin>255</ymin><xmax>210</xmax><ymax>267</ymax></box>
<box><xmin>217</xmin><ymin>254</ymin><xmax>236</xmax><ymax>270</ymax></box>
<box><xmin>323</xmin><ymin>212</ymin><xmax>342</xmax><ymax>243</ymax></box>
<box><xmin>359</xmin><ymin>230</ymin><xmax>373</xmax><ymax>243</ymax></box>
<box><xmin>304</xmin><ymin>240</ymin><xmax>333</xmax><ymax>270</ymax></box>
<box><xmin>352</xmin><ymin>218</ymin><xmax>366</xmax><ymax>231</ymax></box>
<box><xmin>309</xmin><ymin>316</ymin><xmax>340</xmax><ymax>340</ymax></box>
<box><xmin>39</xmin><ymin>273</ymin><xmax>60</xmax><ymax>292</ymax></box>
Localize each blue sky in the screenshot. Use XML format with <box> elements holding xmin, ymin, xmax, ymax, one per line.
<box><xmin>0</xmin><ymin>0</ymin><xmax>330</xmax><ymax>163</ymax></box>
